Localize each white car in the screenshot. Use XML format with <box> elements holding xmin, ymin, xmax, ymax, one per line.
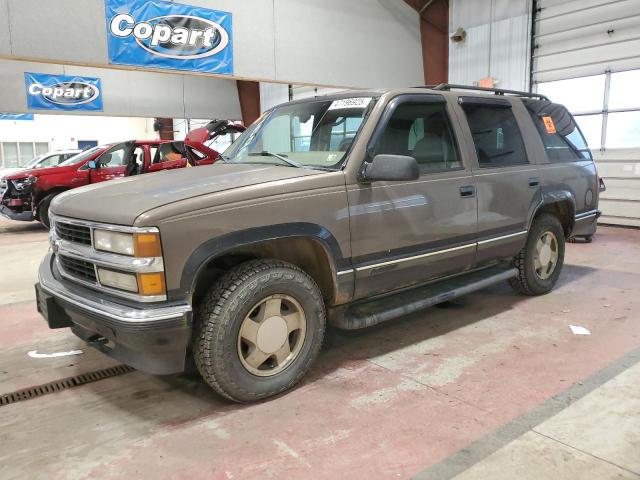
<box><xmin>0</xmin><ymin>149</ymin><xmax>82</xmax><ymax>178</ymax></box>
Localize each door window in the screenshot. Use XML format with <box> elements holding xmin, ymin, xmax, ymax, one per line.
<box><xmin>461</xmin><ymin>104</ymin><xmax>528</xmax><ymax>167</ymax></box>
<box><xmin>372</xmin><ymin>101</ymin><xmax>461</xmax><ymax>173</ymax></box>
<box><xmin>99</xmin><ymin>145</ymin><xmax>129</xmax><ymax>167</ymax></box>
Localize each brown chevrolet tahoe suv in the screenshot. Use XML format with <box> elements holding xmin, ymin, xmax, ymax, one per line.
<box><xmin>36</xmin><ymin>85</ymin><xmax>601</xmax><ymax>403</ymax></box>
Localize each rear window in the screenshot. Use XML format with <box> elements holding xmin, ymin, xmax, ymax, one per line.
<box><xmin>524</xmin><ymin>99</ymin><xmax>592</xmax><ymax>162</ymax></box>
<box><xmin>461</xmin><ymin>103</ymin><xmax>528</xmax><ymax>168</ymax></box>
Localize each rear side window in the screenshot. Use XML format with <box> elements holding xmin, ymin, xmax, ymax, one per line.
<box><xmin>461</xmin><ymin>103</ymin><xmax>528</xmax><ymax>168</ymax></box>
<box><xmin>373</xmin><ymin>100</ymin><xmax>461</xmax><ymax>173</ymax></box>
<box><xmin>524</xmin><ymin>99</ymin><xmax>592</xmax><ymax>162</ymax></box>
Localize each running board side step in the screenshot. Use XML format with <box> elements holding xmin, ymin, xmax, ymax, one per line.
<box><xmin>329</xmin><ymin>266</ymin><xmax>518</xmax><ymax>330</ymax></box>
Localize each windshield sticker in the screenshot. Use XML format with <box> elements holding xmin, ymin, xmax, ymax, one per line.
<box><xmin>328</xmin><ymin>97</ymin><xmax>372</xmax><ymax>111</ymax></box>
<box><xmin>542</xmin><ymin>116</ymin><xmax>556</xmax><ymax>134</ymax></box>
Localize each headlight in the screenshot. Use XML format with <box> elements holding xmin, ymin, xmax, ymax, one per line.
<box><xmin>94</xmin><ymin>230</ymin><xmax>163</xmax><ymax>257</ymax></box>
<box><xmin>12</xmin><ymin>176</ymin><xmax>36</xmax><ymax>191</ymax></box>
<box><xmin>94</xmin><ymin>230</ymin><xmax>134</xmax><ymax>256</ymax></box>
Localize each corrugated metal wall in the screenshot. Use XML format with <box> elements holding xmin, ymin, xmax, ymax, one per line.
<box><xmin>449</xmin><ymin>0</ymin><xmax>532</xmax><ymax>90</ymax></box>
<box><xmin>532</xmin><ymin>0</ymin><xmax>640</xmax><ymax>227</ymax></box>
<box><xmin>532</xmin><ymin>0</ymin><xmax>640</xmax><ymax>83</ymax></box>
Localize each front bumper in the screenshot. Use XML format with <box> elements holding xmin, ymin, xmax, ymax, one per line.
<box><xmin>0</xmin><ymin>204</ymin><xmax>33</xmax><ymax>221</ymax></box>
<box><xmin>36</xmin><ymin>252</ymin><xmax>193</xmax><ymax>374</ymax></box>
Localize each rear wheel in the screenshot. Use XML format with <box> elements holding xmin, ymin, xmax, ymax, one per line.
<box><xmin>193</xmin><ymin>259</ymin><xmax>326</xmax><ymax>403</ymax></box>
<box><xmin>510</xmin><ymin>214</ymin><xmax>565</xmax><ymax>295</ymax></box>
<box><xmin>37</xmin><ymin>193</ymin><xmax>57</xmax><ymax>229</ymax></box>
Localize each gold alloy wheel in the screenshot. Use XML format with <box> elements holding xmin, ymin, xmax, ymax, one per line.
<box><xmin>533</xmin><ymin>231</ymin><xmax>559</xmax><ymax>280</ymax></box>
<box><xmin>237</xmin><ymin>294</ymin><xmax>307</xmax><ymax>377</ymax></box>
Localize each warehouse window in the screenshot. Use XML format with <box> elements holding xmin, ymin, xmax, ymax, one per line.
<box><xmin>0</xmin><ymin>141</ymin><xmax>49</xmax><ymax>168</ymax></box>
<box><xmin>537</xmin><ymin>69</ymin><xmax>640</xmax><ymax>150</ymax></box>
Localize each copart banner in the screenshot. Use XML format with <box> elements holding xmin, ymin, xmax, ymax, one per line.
<box><xmin>105</xmin><ymin>0</ymin><xmax>233</xmax><ymax>74</ymax></box>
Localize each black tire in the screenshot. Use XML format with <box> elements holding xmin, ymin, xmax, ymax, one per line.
<box><xmin>584</xmin><ymin>235</ymin><xmax>593</xmax><ymax>243</ymax></box>
<box><xmin>510</xmin><ymin>214</ymin><xmax>565</xmax><ymax>296</ymax></box>
<box><xmin>193</xmin><ymin>259</ymin><xmax>326</xmax><ymax>403</ymax></box>
<box><xmin>37</xmin><ymin>193</ymin><xmax>57</xmax><ymax>229</ymax></box>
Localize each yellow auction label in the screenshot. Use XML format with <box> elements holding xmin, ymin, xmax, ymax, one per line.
<box><xmin>542</xmin><ymin>116</ymin><xmax>556</xmax><ymax>134</ymax></box>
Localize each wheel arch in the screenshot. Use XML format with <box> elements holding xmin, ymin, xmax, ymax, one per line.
<box><xmin>177</xmin><ymin>223</ymin><xmax>349</xmax><ymax>307</ymax></box>
<box><xmin>35</xmin><ymin>186</ymin><xmax>69</xmax><ymax>206</ymax></box>
<box><xmin>528</xmin><ymin>190</ymin><xmax>576</xmax><ymax>238</ymax></box>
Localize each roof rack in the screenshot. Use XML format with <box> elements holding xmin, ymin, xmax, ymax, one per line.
<box><xmin>421</xmin><ymin>83</ymin><xmax>549</xmax><ymax>101</ymax></box>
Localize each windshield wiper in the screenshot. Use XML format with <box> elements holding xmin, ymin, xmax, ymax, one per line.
<box><xmin>248</xmin><ymin>151</ymin><xmax>304</xmax><ymax>168</ymax></box>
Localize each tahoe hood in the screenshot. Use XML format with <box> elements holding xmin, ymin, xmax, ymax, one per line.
<box><xmin>51</xmin><ymin>163</ymin><xmax>325</xmax><ymax>225</ymax></box>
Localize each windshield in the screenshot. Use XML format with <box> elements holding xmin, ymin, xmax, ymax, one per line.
<box><xmin>223</xmin><ymin>96</ymin><xmax>375</xmax><ymax>170</ymax></box>
<box><xmin>58</xmin><ymin>146</ymin><xmax>104</xmax><ymax>167</ymax></box>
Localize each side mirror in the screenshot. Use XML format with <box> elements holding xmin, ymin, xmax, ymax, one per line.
<box><xmin>87</xmin><ymin>160</ymin><xmax>97</xmax><ymax>169</ymax></box>
<box><xmin>361</xmin><ymin>154</ymin><xmax>419</xmax><ymax>183</ymax></box>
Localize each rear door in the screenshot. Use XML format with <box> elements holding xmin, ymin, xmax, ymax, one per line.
<box><xmin>89</xmin><ymin>141</ymin><xmax>135</xmax><ymax>183</ymax></box>
<box><xmin>348</xmin><ymin>94</ymin><xmax>478</xmax><ymax>299</ymax></box>
<box><xmin>455</xmin><ymin>96</ymin><xmax>541</xmax><ymax>264</ymax></box>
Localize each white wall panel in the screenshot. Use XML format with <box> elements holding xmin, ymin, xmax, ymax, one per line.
<box><xmin>593</xmin><ymin>148</ymin><xmax>640</xmax><ymax>226</ymax></box>
<box><xmin>183</xmin><ymin>75</ymin><xmax>241</xmax><ymax>120</ymax></box>
<box><xmin>449</xmin><ymin>0</ymin><xmax>531</xmax><ymax>90</ymax></box>
<box><xmin>8</xmin><ymin>0</ymin><xmax>108</xmax><ymax>64</ymax></box>
<box><xmin>0</xmin><ymin>59</ymin><xmax>241</xmax><ymax>120</ymax></box>
<box><xmin>273</xmin><ymin>0</ymin><xmax>422</xmax><ymax>88</ymax></box>
<box><xmin>0</xmin><ymin>0</ymin><xmax>12</xmax><ymax>57</ymax></box>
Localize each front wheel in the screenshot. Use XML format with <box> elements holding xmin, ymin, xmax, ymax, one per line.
<box><xmin>37</xmin><ymin>193</ymin><xmax>57</xmax><ymax>229</ymax></box>
<box><xmin>510</xmin><ymin>214</ymin><xmax>565</xmax><ymax>296</ymax></box>
<box><xmin>193</xmin><ymin>259</ymin><xmax>326</xmax><ymax>403</ymax></box>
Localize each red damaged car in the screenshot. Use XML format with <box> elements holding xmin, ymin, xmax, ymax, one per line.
<box><xmin>0</xmin><ymin>120</ymin><xmax>244</xmax><ymax>228</ymax></box>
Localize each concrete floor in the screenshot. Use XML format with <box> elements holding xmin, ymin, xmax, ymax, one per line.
<box><xmin>0</xmin><ymin>216</ymin><xmax>639</xmax><ymax>479</ymax></box>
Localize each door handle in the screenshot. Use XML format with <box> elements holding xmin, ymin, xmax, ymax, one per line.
<box><xmin>528</xmin><ymin>177</ymin><xmax>540</xmax><ymax>188</ymax></box>
<box><xmin>459</xmin><ymin>185</ymin><xmax>475</xmax><ymax>198</ymax></box>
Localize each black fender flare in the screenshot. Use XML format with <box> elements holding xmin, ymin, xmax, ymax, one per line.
<box><xmin>527</xmin><ymin>189</ymin><xmax>576</xmax><ymax>234</ymax></box>
<box><xmin>173</xmin><ymin>222</ymin><xmax>348</xmax><ymax>300</ymax></box>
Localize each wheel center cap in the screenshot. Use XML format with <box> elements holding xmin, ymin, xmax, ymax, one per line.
<box><xmin>539</xmin><ymin>244</ymin><xmax>552</xmax><ymax>265</ymax></box>
<box><xmin>256</xmin><ymin>316</ymin><xmax>288</xmax><ymax>353</ymax></box>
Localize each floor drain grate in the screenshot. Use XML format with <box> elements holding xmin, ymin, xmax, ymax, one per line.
<box><xmin>0</xmin><ymin>364</ymin><xmax>135</xmax><ymax>407</ymax></box>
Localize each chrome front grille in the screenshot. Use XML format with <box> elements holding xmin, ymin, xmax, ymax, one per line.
<box><xmin>58</xmin><ymin>255</ymin><xmax>97</xmax><ymax>283</ymax></box>
<box><xmin>55</xmin><ymin>221</ymin><xmax>92</xmax><ymax>245</ymax></box>
<box><xmin>49</xmin><ymin>213</ymin><xmax>165</xmax><ymax>302</ymax></box>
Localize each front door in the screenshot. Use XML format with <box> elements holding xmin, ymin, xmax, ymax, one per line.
<box><xmin>348</xmin><ymin>94</ymin><xmax>478</xmax><ymax>300</ymax></box>
<box><xmin>89</xmin><ymin>141</ymin><xmax>135</xmax><ymax>183</ymax></box>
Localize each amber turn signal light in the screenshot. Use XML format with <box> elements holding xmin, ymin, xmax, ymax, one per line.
<box><xmin>137</xmin><ymin>272</ymin><xmax>166</xmax><ymax>296</ymax></box>
<box><xmin>134</xmin><ymin>232</ymin><xmax>163</xmax><ymax>258</ymax></box>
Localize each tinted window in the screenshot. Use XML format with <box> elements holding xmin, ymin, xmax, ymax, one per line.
<box><xmin>524</xmin><ymin>99</ymin><xmax>592</xmax><ymax>162</ymax></box>
<box><xmin>373</xmin><ymin>101</ymin><xmax>461</xmax><ymax>173</ymax></box>
<box><xmin>462</xmin><ymin>104</ymin><xmax>528</xmax><ymax>167</ymax></box>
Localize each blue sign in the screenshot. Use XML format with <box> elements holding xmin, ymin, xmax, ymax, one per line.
<box><xmin>25</xmin><ymin>73</ymin><xmax>103</xmax><ymax>112</ymax></box>
<box><xmin>105</xmin><ymin>0</ymin><xmax>233</xmax><ymax>74</ymax></box>
<box><xmin>0</xmin><ymin>113</ymin><xmax>34</xmax><ymax>121</ymax></box>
